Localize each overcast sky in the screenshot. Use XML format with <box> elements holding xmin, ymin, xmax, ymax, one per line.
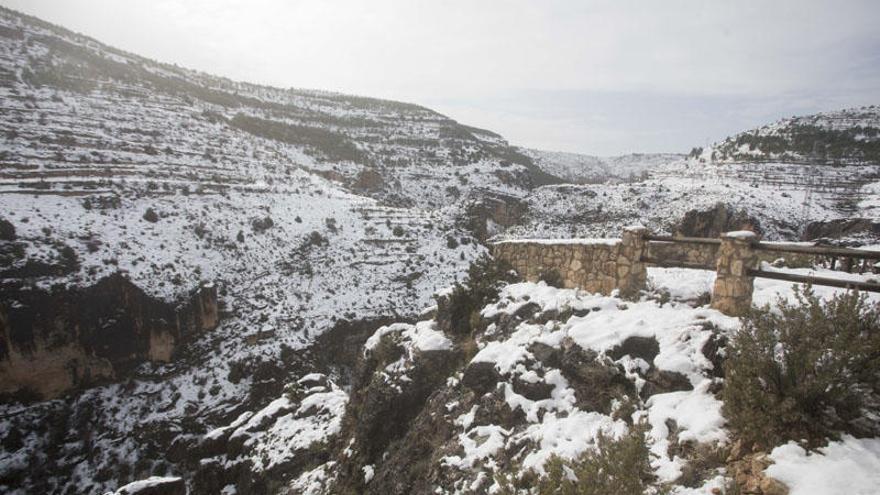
<box><xmin>3</xmin><ymin>0</ymin><xmax>879</xmax><ymax>155</ymax></box>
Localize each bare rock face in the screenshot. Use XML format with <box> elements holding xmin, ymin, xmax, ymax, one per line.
<box><xmin>803</xmin><ymin>218</ymin><xmax>880</xmax><ymax>241</ymax></box>
<box><xmin>676</xmin><ymin>202</ymin><xmax>762</xmax><ymax>239</ymax></box>
<box><xmin>353</xmin><ymin>167</ymin><xmax>386</xmax><ymax>192</ymax></box>
<box><xmin>727</xmin><ymin>444</ymin><xmax>790</xmax><ymax>495</ymax></box>
<box><xmin>0</xmin><ymin>217</ymin><xmax>15</xmax><ymax>241</ymax></box>
<box><xmin>465</xmin><ymin>193</ymin><xmax>528</xmax><ymax>241</ymax></box>
<box><xmin>333</xmin><ymin>331</ymin><xmax>461</xmax><ymax>494</ymax></box>
<box><xmin>559</xmin><ymin>343</ymin><xmax>636</xmax><ymax>414</ymax></box>
<box><xmin>0</xmin><ymin>274</ymin><xmax>219</xmax><ymax>401</ymax></box>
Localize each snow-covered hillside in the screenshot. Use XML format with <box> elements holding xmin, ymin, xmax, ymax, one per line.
<box><xmin>1</xmin><ymin>4</ymin><xmax>879</xmax><ymax>495</ymax></box>
<box><xmin>697</xmin><ymin>106</ymin><xmax>880</xmax><ymax>165</ymax></box>
<box><xmin>520</xmin><ymin>148</ymin><xmax>682</xmax><ymax>183</ymax></box>
<box><xmin>285</xmin><ymin>268</ymin><xmax>880</xmax><ymax>495</ymax></box>
<box><xmin>507</xmin><ymin>160</ymin><xmax>880</xmax><ymax>241</ymax></box>
<box><xmin>0</xmin><ymin>6</ymin><xmax>497</xmax><ymax>493</ymax></box>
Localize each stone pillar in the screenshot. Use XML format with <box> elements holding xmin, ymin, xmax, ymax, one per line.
<box><xmin>617</xmin><ymin>225</ymin><xmax>648</xmax><ymax>300</ymax></box>
<box><xmin>711</xmin><ymin>231</ymin><xmax>758</xmax><ymax>316</ymax></box>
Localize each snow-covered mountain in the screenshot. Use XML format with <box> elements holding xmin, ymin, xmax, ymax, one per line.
<box><xmin>695</xmin><ymin>106</ymin><xmax>880</xmax><ymax>165</ymax></box>
<box><xmin>1</xmin><ymin>5</ymin><xmax>880</xmax><ymax>495</ymax></box>
<box><xmin>520</xmin><ymin>148</ymin><xmax>683</xmax><ymax>183</ymax></box>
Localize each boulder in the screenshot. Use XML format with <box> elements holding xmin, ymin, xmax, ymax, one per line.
<box><xmin>528</xmin><ymin>342</ymin><xmax>561</xmax><ymax>368</ymax></box>
<box><xmin>676</xmin><ymin>203</ymin><xmax>762</xmax><ymax>239</ymax></box>
<box><xmin>641</xmin><ymin>369</ymin><xmax>693</xmax><ymax>399</ymax></box>
<box><xmin>512</xmin><ymin>375</ymin><xmax>554</xmax><ymax>401</ymax></box>
<box><xmin>560</xmin><ymin>344</ymin><xmax>635</xmax><ymax>413</ymax></box>
<box><xmin>461</xmin><ymin>361</ymin><xmax>502</xmax><ymax>395</ymax></box>
<box><xmin>607</xmin><ymin>336</ymin><xmax>660</xmax><ymax>363</ymax></box>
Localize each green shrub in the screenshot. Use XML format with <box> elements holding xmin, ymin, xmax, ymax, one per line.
<box><xmin>496</xmin><ymin>423</ymin><xmax>658</xmax><ymax>495</ymax></box>
<box><xmin>438</xmin><ymin>254</ymin><xmax>519</xmax><ymax>336</ymax></box>
<box><xmin>722</xmin><ymin>286</ymin><xmax>880</xmax><ymax>447</ymax></box>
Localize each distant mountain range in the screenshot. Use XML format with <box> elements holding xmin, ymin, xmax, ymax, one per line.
<box><xmin>520</xmin><ymin>148</ymin><xmax>684</xmax><ymax>183</ymax></box>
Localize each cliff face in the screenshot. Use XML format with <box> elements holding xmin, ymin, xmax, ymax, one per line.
<box><xmin>0</xmin><ymin>274</ymin><xmax>218</xmax><ymax>401</ymax></box>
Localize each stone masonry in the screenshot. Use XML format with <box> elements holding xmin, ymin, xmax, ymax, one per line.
<box><xmin>494</xmin><ymin>227</ymin><xmax>765</xmax><ymax>316</ymax></box>
<box><xmin>492</xmin><ymin>226</ymin><xmax>648</xmax><ymax>300</ymax></box>
<box><xmin>711</xmin><ymin>231</ymin><xmax>759</xmax><ymax>316</ymax></box>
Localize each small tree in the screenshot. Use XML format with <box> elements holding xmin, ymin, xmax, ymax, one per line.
<box><xmin>723</xmin><ymin>286</ymin><xmax>880</xmax><ymax>447</ymax></box>
<box><xmin>142</xmin><ymin>207</ymin><xmax>159</xmax><ymax>223</ymax></box>
<box><xmin>437</xmin><ymin>254</ymin><xmax>519</xmax><ymax>336</ymax></box>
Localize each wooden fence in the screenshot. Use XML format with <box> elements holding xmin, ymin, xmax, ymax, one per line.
<box><xmin>642</xmin><ymin>232</ymin><xmax>880</xmax><ymax>315</ymax></box>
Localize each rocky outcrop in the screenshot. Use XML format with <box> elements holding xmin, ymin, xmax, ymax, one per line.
<box><xmin>727</xmin><ymin>442</ymin><xmax>789</xmax><ymax>495</ymax></box>
<box><xmin>803</xmin><ymin>218</ymin><xmax>880</xmax><ymax>241</ymax></box>
<box><xmin>0</xmin><ymin>274</ymin><xmax>219</xmax><ymax>401</ymax></box>
<box><xmin>0</xmin><ymin>217</ymin><xmax>14</xmax><ymax>241</ymax></box>
<box><xmin>352</xmin><ymin>167</ymin><xmax>386</xmax><ymax>192</ymax></box>
<box><xmin>676</xmin><ymin>203</ymin><xmax>762</xmax><ymax>239</ymax></box>
<box><xmin>333</xmin><ymin>324</ymin><xmax>460</xmax><ymax>494</ymax></box>
<box><xmin>466</xmin><ymin>193</ymin><xmax>528</xmax><ymax>241</ymax></box>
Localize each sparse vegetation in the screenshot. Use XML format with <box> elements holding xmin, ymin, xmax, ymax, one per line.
<box><xmin>438</xmin><ymin>254</ymin><xmax>519</xmax><ymax>336</ymax></box>
<box><xmin>496</xmin><ymin>423</ymin><xmax>659</xmax><ymax>495</ymax></box>
<box><xmin>251</xmin><ymin>215</ymin><xmax>274</xmax><ymax>232</ymax></box>
<box><xmin>723</xmin><ymin>287</ymin><xmax>880</xmax><ymax>447</ymax></box>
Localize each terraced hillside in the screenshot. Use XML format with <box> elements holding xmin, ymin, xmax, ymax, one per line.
<box><xmin>1</xmin><ymin>5</ymin><xmax>880</xmax><ymax>494</ymax></box>
<box><xmin>695</xmin><ymin>106</ymin><xmax>880</xmax><ymax>165</ymax></box>
<box><xmin>509</xmin><ymin>108</ymin><xmax>880</xmax><ymax>243</ymax></box>
<box><xmin>0</xmin><ymin>6</ymin><xmax>515</xmax><ymax>493</ymax></box>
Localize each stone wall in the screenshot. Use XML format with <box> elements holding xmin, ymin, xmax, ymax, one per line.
<box><xmin>0</xmin><ymin>273</ymin><xmax>219</xmax><ymax>400</ymax></box>
<box><xmin>711</xmin><ymin>232</ymin><xmax>759</xmax><ymax>316</ymax></box>
<box><xmin>492</xmin><ymin>226</ymin><xmax>648</xmax><ymax>299</ymax></box>
<box><xmin>493</xmin><ymin>228</ymin><xmax>830</xmax><ymax>317</ymax></box>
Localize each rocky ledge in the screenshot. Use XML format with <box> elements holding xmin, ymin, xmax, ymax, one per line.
<box><xmin>0</xmin><ymin>273</ymin><xmax>219</xmax><ymax>401</ymax></box>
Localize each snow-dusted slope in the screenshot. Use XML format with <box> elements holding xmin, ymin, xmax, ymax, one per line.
<box><xmin>0</xmin><ymin>6</ymin><xmax>500</xmax><ymax>493</ymax></box>
<box><xmin>520</xmin><ymin>148</ymin><xmax>682</xmax><ymax>183</ymax></box>
<box><xmin>288</xmin><ymin>269</ymin><xmax>880</xmax><ymax>494</ymax></box>
<box><xmin>1</xmin><ymin>5</ymin><xmax>879</xmax><ymax>494</ymax></box>
<box><xmin>507</xmin><ymin>159</ymin><xmax>880</xmax><ymax>241</ymax></box>
<box><xmin>697</xmin><ymin>106</ymin><xmax>880</xmax><ymax>165</ymax></box>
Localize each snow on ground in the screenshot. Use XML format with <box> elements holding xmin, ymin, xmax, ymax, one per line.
<box><xmin>434</xmin><ymin>280</ymin><xmax>736</xmax><ymax>491</ymax></box>
<box><xmin>520</xmin><ymin>148</ymin><xmax>682</xmax><ymax>183</ymax></box>
<box><xmin>108</xmin><ymin>476</ymin><xmax>182</xmax><ymax>494</ymax></box>
<box><xmin>364</xmin><ymin>320</ymin><xmax>453</xmax><ymax>355</ymax></box>
<box><xmin>649</xmin><ymin>266</ymin><xmax>880</xmax><ymax>308</ymax></box>
<box><xmin>242</xmin><ymin>386</ymin><xmax>348</xmax><ymax>472</ymax></box>
<box><xmin>505</xmin><ymin>160</ymin><xmax>880</xmax><ymax>241</ymax></box>
<box><xmin>767</xmin><ymin>436</ymin><xmax>880</xmax><ymax>495</ymax></box>
<box><xmin>439</xmin><ymin>266</ymin><xmax>880</xmax><ymax>493</ymax></box>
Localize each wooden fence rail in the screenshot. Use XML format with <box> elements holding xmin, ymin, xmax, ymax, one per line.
<box><xmin>641</xmin><ymin>231</ymin><xmax>880</xmax><ymax>315</ymax></box>
<box><xmin>747</xmin><ymin>268</ymin><xmax>880</xmax><ymax>292</ymax></box>
<box><xmin>753</xmin><ymin>242</ymin><xmax>880</xmax><ymax>260</ymax></box>
<box><xmin>638</xmin><ymin>256</ymin><xmax>714</xmax><ymax>271</ymax></box>
<box><xmin>645</xmin><ymin>234</ymin><xmax>721</xmax><ymax>246</ymax></box>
